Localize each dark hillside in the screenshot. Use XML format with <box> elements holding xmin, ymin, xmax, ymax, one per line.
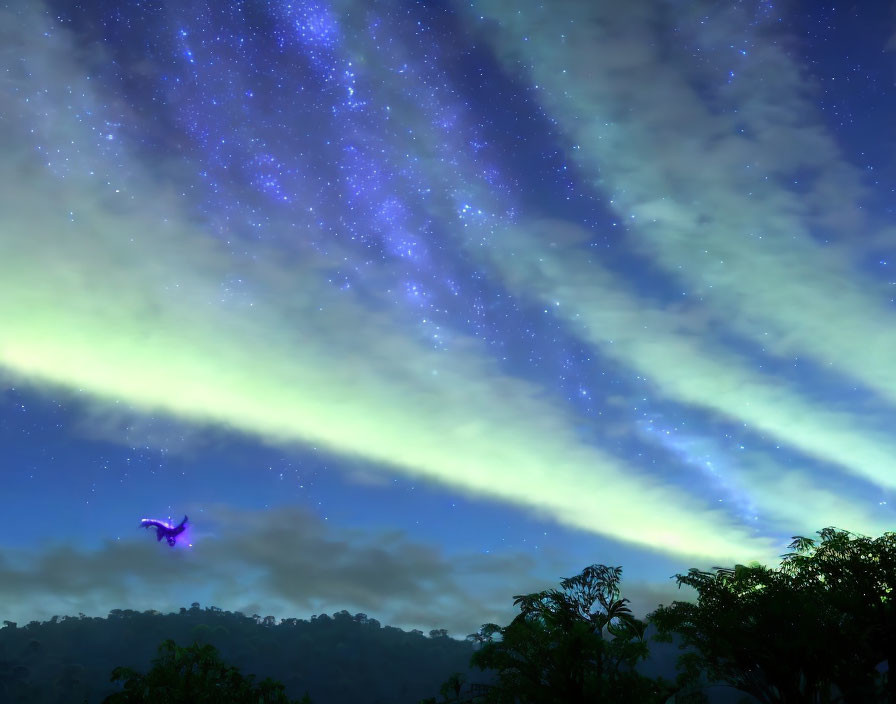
<box><xmin>0</xmin><ymin>607</ymin><xmax>761</xmax><ymax>704</ymax></box>
<box><xmin>0</xmin><ymin>606</ymin><xmax>493</xmax><ymax>704</ymax></box>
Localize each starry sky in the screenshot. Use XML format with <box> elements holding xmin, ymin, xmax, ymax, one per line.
<box><xmin>2</xmin><ymin>0</ymin><xmax>896</xmax><ymax>637</ymax></box>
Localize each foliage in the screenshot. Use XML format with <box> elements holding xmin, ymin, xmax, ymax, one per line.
<box><xmin>459</xmin><ymin>564</ymin><xmax>675</xmax><ymax>704</ymax></box>
<box><xmin>10</xmin><ymin>526</ymin><xmax>895</xmax><ymax>704</ymax></box>
<box><xmin>0</xmin><ymin>606</ymin><xmax>483</xmax><ymax>704</ymax></box>
<box><xmin>101</xmin><ymin>639</ymin><xmax>309</xmax><ymax>703</ymax></box>
<box><xmin>418</xmin><ymin>671</ymin><xmax>466</xmax><ymax>703</ymax></box>
<box><xmin>649</xmin><ymin>527</ymin><xmax>896</xmax><ymax>704</ymax></box>
<box><xmin>780</xmin><ymin>528</ymin><xmax>896</xmax><ymax>703</ymax></box>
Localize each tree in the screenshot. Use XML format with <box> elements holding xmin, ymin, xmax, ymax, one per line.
<box><xmin>419</xmin><ymin>672</ymin><xmax>467</xmax><ymax>703</ymax></box>
<box><xmin>469</xmin><ymin>564</ymin><xmax>674</xmax><ymax>704</ymax></box>
<box><xmin>439</xmin><ymin>671</ymin><xmax>465</xmax><ymax>700</ymax></box>
<box><xmin>102</xmin><ymin>639</ymin><xmax>312</xmax><ymax>704</ymax></box>
<box><xmin>779</xmin><ymin>527</ymin><xmax>896</xmax><ymax>703</ymax></box>
<box><xmin>649</xmin><ymin>528</ymin><xmax>896</xmax><ymax>704</ymax></box>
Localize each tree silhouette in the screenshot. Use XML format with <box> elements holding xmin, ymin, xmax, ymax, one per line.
<box><xmin>779</xmin><ymin>527</ymin><xmax>896</xmax><ymax>703</ymax></box>
<box><xmin>0</xmin><ymin>606</ymin><xmax>482</xmax><ymax>704</ymax></box>
<box><xmin>649</xmin><ymin>527</ymin><xmax>896</xmax><ymax>703</ymax></box>
<box><xmin>467</xmin><ymin>564</ymin><xmax>674</xmax><ymax>704</ymax></box>
<box><xmin>101</xmin><ymin>639</ymin><xmax>311</xmax><ymax>704</ymax></box>
<box><xmin>650</xmin><ymin>563</ymin><xmax>834</xmax><ymax>703</ymax></box>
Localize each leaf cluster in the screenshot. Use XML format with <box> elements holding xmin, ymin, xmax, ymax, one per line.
<box><xmin>650</xmin><ymin>527</ymin><xmax>896</xmax><ymax>704</ymax></box>
<box><xmin>102</xmin><ymin>639</ymin><xmax>311</xmax><ymax>704</ymax></box>
<box><xmin>441</xmin><ymin>564</ymin><xmax>676</xmax><ymax>704</ymax></box>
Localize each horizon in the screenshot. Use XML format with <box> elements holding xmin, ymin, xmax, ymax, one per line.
<box><xmin>3</xmin><ymin>0</ymin><xmax>895</xmax><ymax>640</ymax></box>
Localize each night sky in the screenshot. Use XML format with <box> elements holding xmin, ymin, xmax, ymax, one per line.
<box><xmin>2</xmin><ymin>0</ymin><xmax>896</xmax><ymax>637</ymax></box>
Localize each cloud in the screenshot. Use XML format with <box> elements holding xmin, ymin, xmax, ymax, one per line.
<box><xmin>463</xmin><ymin>0</ymin><xmax>896</xmax><ymax>411</ymax></box>
<box><xmin>483</xmin><ymin>219</ymin><xmax>896</xmax><ymax>499</ymax></box>
<box><xmin>0</xmin><ymin>2</ymin><xmax>775</xmax><ymax>564</ymax></box>
<box><xmin>0</xmin><ymin>505</ymin><xmax>617</xmax><ymax>636</ymax></box>
<box><xmin>637</xmin><ymin>422</ymin><xmax>894</xmax><ymax>539</ymax></box>
<box><xmin>314</xmin><ymin>8</ymin><xmax>892</xmax><ymax>548</ymax></box>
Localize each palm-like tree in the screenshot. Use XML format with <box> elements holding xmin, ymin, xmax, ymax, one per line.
<box><xmin>471</xmin><ymin>564</ymin><xmax>669</xmax><ymax>704</ymax></box>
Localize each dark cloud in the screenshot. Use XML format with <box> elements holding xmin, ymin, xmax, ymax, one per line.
<box><xmin>0</xmin><ymin>506</ymin><xmax>551</xmax><ymax>635</ymax></box>
<box><xmin>0</xmin><ymin>505</ymin><xmax>693</xmax><ymax>634</ymax></box>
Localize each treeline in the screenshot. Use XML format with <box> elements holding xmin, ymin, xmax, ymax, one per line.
<box><xmin>422</xmin><ymin>527</ymin><xmax>896</xmax><ymax>704</ymax></box>
<box><xmin>0</xmin><ymin>606</ymin><xmax>485</xmax><ymax>703</ymax></box>
<box><xmin>1</xmin><ymin>526</ymin><xmax>893</xmax><ymax>703</ymax></box>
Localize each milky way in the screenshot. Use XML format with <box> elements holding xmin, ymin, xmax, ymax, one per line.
<box><xmin>2</xmin><ymin>0</ymin><xmax>895</xmax><ymax>632</ymax></box>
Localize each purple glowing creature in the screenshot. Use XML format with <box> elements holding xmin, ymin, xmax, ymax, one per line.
<box><xmin>140</xmin><ymin>515</ymin><xmax>188</xmax><ymax>547</ymax></box>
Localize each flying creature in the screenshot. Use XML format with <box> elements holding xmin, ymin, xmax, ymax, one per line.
<box><xmin>140</xmin><ymin>515</ymin><xmax>188</xmax><ymax>547</ymax></box>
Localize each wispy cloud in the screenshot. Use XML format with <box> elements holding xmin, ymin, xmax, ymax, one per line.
<box><xmin>464</xmin><ymin>0</ymin><xmax>896</xmax><ymax>409</ymax></box>
<box><xmin>485</xmin><ymin>219</ymin><xmax>896</xmax><ymax>498</ymax></box>
<box><xmin>635</xmin><ymin>421</ymin><xmax>892</xmax><ymax>538</ymax></box>
<box><xmin>0</xmin><ymin>3</ymin><xmax>775</xmax><ymax>563</ymax></box>
<box><xmin>445</xmin><ymin>0</ymin><xmax>896</xmax><ymax>541</ymax></box>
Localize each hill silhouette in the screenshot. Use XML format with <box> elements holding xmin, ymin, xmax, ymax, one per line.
<box><xmin>0</xmin><ymin>603</ymin><xmax>757</xmax><ymax>704</ymax></box>
<box><xmin>5</xmin><ymin>527</ymin><xmax>893</xmax><ymax>703</ymax></box>
<box><xmin>0</xmin><ymin>605</ymin><xmax>493</xmax><ymax>704</ymax></box>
